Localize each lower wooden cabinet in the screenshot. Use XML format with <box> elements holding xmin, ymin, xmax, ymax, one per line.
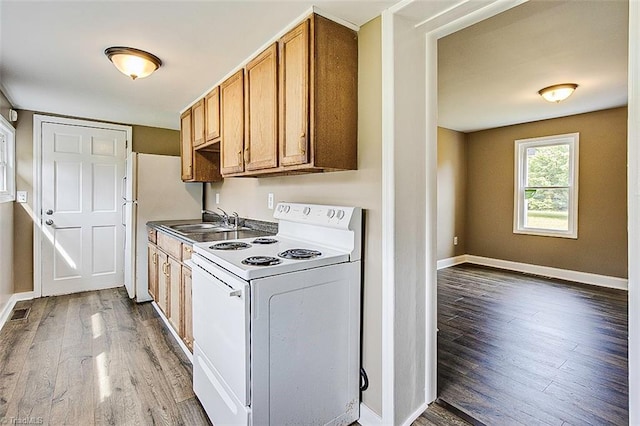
<box><xmin>157</xmin><ymin>251</ymin><xmax>170</xmax><ymax>316</ymax></box>
<box><xmin>147</xmin><ymin>243</ymin><xmax>158</xmax><ymax>300</ymax></box>
<box><xmin>147</xmin><ymin>227</ymin><xmax>194</xmax><ymax>352</ymax></box>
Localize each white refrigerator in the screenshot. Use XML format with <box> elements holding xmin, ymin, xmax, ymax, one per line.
<box><xmin>123</xmin><ymin>153</ymin><xmax>202</xmax><ymax>302</ymax></box>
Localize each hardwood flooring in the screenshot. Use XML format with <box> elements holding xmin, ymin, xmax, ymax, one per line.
<box><xmin>0</xmin><ymin>288</ymin><xmax>210</xmax><ymax>426</ymax></box>
<box><xmin>436</xmin><ymin>264</ymin><xmax>628</xmax><ymax>426</ymax></box>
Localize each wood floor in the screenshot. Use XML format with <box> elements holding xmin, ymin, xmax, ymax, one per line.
<box><xmin>0</xmin><ymin>288</ymin><xmax>210</xmax><ymax>426</ymax></box>
<box><xmin>437</xmin><ymin>264</ymin><xmax>628</xmax><ymax>426</ymax></box>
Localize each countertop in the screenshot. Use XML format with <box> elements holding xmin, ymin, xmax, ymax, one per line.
<box><xmin>147</xmin><ymin>217</ymin><xmax>277</xmax><ymax>244</ymax></box>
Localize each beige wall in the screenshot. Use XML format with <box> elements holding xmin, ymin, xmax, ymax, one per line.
<box><xmin>203</xmin><ymin>17</ymin><xmax>383</xmax><ymax>415</ymax></box>
<box><xmin>11</xmin><ymin>110</ymin><xmax>181</xmax><ymax>293</ymax></box>
<box><xmin>0</xmin><ymin>90</ymin><xmax>15</xmax><ymax>312</ymax></box>
<box><xmin>132</xmin><ymin>125</ymin><xmax>180</xmax><ymax>156</ymax></box>
<box><xmin>437</xmin><ymin>127</ymin><xmax>467</xmax><ymax>259</ymax></box>
<box><xmin>466</xmin><ymin>107</ymin><xmax>628</xmax><ymax>278</ymax></box>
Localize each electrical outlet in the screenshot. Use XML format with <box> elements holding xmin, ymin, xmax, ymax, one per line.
<box><xmin>268</xmin><ymin>193</ymin><xmax>274</xmax><ymax>210</ymax></box>
<box><xmin>17</xmin><ymin>191</ymin><xmax>27</xmax><ymax>203</ymax></box>
<box><xmin>215</xmin><ymin>193</ymin><xmax>220</xmax><ymax>204</ymax></box>
<box><xmin>453</xmin><ymin>236</ymin><xmax>458</xmax><ymax>246</ymax></box>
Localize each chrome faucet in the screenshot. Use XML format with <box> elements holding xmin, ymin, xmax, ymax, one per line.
<box><xmin>232</xmin><ymin>212</ymin><xmax>240</xmax><ymax>229</ymax></box>
<box><xmin>217</xmin><ymin>208</ymin><xmax>229</xmax><ymax>227</ymax></box>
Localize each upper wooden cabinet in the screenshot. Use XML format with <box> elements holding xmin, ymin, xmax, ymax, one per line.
<box><xmin>205</xmin><ymin>87</ymin><xmax>220</xmax><ymax>142</ymax></box>
<box><xmin>192</xmin><ymin>99</ymin><xmax>205</xmax><ymax>147</ymax></box>
<box><xmin>180</xmin><ymin>103</ymin><xmax>223</xmax><ymax>183</ymax></box>
<box><xmin>279</xmin><ymin>21</ymin><xmax>310</xmax><ymax>167</ymax></box>
<box><xmin>182</xmin><ymin>13</ymin><xmax>357</xmax><ymax>179</ymax></box>
<box><xmin>180</xmin><ymin>109</ymin><xmax>193</xmax><ymax>180</ymax></box>
<box><xmin>220</xmin><ymin>70</ymin><xmax>245</xmax><ymax>175</ymax></box>
<box><xmin>245</xmin><ymin>43</ymin><xmax>279</xmax><ymax>171</ymax></box>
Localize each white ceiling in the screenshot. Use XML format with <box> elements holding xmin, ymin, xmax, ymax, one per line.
<box><xmin>0</xmin><ymin>1</ymin><xmax>395</xmax><ymax>130</ymax></box>
<box><xmin>438</xmin><ymin>0</ymin><xmax>629</xmax><ymax>132</ymax></box>
<box><xmin>1</xmin><ymin>1</ymin><xmax>629</xmax><ymax>133</ymax></box>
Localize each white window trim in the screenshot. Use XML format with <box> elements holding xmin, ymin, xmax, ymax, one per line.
<box><xmin>513</xmin><ymin>132</ymin><xmax>579</xmax><ymax>239</ymax></box>
<box><xmin>0</xmin><ymin>114</ymin><xmax>16</xmax><ymax>203</ymax></box>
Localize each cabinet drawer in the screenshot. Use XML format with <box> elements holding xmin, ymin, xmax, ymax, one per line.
<box><xmin>147</xmin><ymin>228</ymin><xmax>157</xmax><ymax>243</ymax></box>
<box><xmin>182</xmin><ymin>244</ymin><xmax>193</xmax><ymax>261</ymax></box>
<box><xmin>157</xmin><ymin>232</ymin><xmax>183</xmax><ymax>260</ymax></box>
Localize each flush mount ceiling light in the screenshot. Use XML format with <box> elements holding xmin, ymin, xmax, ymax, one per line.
<box><xmin>104</xmin><ymin>46</ymin><xmax>162</xmax><ymax>80</ymax></box>
<box><xmin>538</xmin><ymin>83</ymin><xmax>578</xmax><ymax>103</ymax></box>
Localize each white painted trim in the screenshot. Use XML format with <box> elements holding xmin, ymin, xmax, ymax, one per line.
<box><xmin>32</xmin><ymin>114</ymin><xmax>133</xmax><ymax>298</ymax></box>
<box><xmin>0</xmin><ymin>291</ymin><xmax>35</xmax><ymax>331</ymax></box>
<box><xmin>627</xmin><ymin>0</ymin><xmax>640</xmax><ymax>423</ymax></box>
<box><xmin>180</xmin><ymin>7</ymin><xmax>360</xmax><ymax>114</ymax></box>
<box><xmin>436</xmin><ymin>255</ymin><xmax>467</xmax><ymax>270</ymax></box>
<box><xmin>150</xmin><ymin>301</ymin><xmax>193</xmax><ymax>364</ymax></box>
<box><xmin>465</xmin><ymin>255</ymin><xmax>628</xmax><ymax>290</ymax></box>
<box><xmin>401</xmin><ymin>401</ymin><xmax>429</xmax><ymax>426</ymax></box>
<box><xmin>424</xmin><ymin>30</ymin><xmax>439</xmax><ymax>405</ymax></box>
<box><xmin>358</xmin><ymin>402</ymin><xmax>384</xmax><ymax>426</ymax></box>
<box><xmin>380</xmin><ymin>9</ymin><xmax>396</xmax><ymax>426</ymax></box>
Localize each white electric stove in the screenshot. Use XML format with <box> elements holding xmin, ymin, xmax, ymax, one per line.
<box><xmin>190</xmin><ymin>202</ymin><xmax>362</xmax><ymax>426</ymax></box>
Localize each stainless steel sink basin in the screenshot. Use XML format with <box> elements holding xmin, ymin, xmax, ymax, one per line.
<box><xmin>169</xmin><ymin>223</ymin><xmax>251</xmax><ymax>233</ymax></box>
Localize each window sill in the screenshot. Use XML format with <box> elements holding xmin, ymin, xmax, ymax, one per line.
<box><xmin>513</xmin><ymin>228</ymin><xmax>577</xmax><ymax>239</ymax></box>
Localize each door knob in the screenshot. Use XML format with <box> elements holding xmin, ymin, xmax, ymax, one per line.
<box><xmin>45</xmin><ymin>209</ymin><xmax>53</xmax><ymax>215</ymax></box>
<box><xmin>45</xmin><ymin>219</ymin><xmax>54</xmax><ymax>226</ymax></box>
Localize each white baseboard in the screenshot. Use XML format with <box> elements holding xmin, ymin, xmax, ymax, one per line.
<box><xmin>0</xmin><ymin>291</ymin><xmax>35</xmax><ymax>331</ymax></box>
<box><xmin>150</xmin><ymin>301</ymin><xmax>193</xmax><ymax>363</ymax></box>
<box><xmin>437</xmin><ymin>255</ymin><xmax>467</xmax><ymax>270</ymax></box>
<box><xmin>358</xmin><ymin>402</ymin><xmax>385</xmax><ymax>426</ymax></box>
<box><xmin>401</xmin><ymin>401</ymin><xmax>429</xmax><ymax>426</ymax></box>
<box><xmin>462</xmin><ymin>255</ymin><xmax>628</xmax><ymax>290</ymax></box>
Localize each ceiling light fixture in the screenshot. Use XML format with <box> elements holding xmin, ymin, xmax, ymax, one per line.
<box><xmin>538</xmin><ymin>83</ymin><xmax>578</xmax><ymax>103</ymax></box>
<box><xmin>104</xmin><ymin>46</ymin><xmax>162</xmax><ymax>80</ymax></box>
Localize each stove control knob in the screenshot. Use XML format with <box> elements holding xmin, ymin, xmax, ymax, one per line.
<box><xmin>327</xmin><ymin>209</ymin><xmax>335</xmax><ymax>218</ymax></box>
<box><xmin>303</xmin><ymin>207</ymin><xmax>311</xmax><ymax>215</ymax></box>
<box><xmin>284</xmin><ymin>205</ymin><xmax>291</xmax><ymax>213</ymax></box>
<box><xmin>336</xmin><ymin>210</ymin><xmax>345</xmax><ymax>220</ymax></box>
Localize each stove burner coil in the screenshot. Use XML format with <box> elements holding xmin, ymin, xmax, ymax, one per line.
<box><xmin>241</xmin><ymin>256</ymin><xmax>282</xmax><ymax>266</ymax></box>
<box><xmin>210</xmin><ymin>242</ymin><xmax>251</xmax><ymax>250</ymax></box>
<box><xmin>278</xmin><ymin>248</ymin><xmax>322</xmax><ymax>260</ymax></box>
<box><xmin>252</xmin><ymin>237</ymin><xmax>278</xmax><ymax>245</ymax></box>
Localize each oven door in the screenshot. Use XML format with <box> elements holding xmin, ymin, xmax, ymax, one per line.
<box><xmin>192</xmin><ymin>254</ymin><xmax>250</xmax><ymax>406</ymax></box>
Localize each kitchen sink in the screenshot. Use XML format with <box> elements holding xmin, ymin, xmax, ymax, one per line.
<box><xmin>169</xmin><ymin>223</ymin><xmax>252</xmax><ymax>233</ymax></box>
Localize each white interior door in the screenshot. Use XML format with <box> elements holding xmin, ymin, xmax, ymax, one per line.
<box><xmin>40</xmin><ymin>122</ymin><xmax>127</xmax><ymax>296</ymax></box>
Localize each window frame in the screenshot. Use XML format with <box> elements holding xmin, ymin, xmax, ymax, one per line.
<box><xmin>513</xmin><ymin>132</ymin><xmax>579</xmax><ymax>239</ymax></box>
<box><xmin>0</xmin><ymin>114</ymin><xmax>16</xmax><ymax>203</ymax></box>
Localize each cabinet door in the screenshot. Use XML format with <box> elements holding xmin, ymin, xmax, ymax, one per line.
<box><xmin>279</xmin><ymin>19</ymin><xmax>310</xmax><ymax>166</ymax></box>
<box><xmin>192</xmin><ymin>99</ymin><xmax>206</xmax><ymax>147</ymax></box>
<box><xmin>205</xmin><ymin>87</ymin><xmax>220</xmax><ymax>142</ymax></box>
<box><xmin>182</xmin><ymin>267</ymin><xmax>193</xmax><ymax>351</ymax></box>
<box><xmin>168</xmin><ymin>257</ymin><xmax>182</xmax><ymax>334</ymax></box>
<box><xmin>245</xmin><ymin>43</ymin><xmax>278</xmax><ymax>171</ymax></box>
<box><xmin>180</xmin><ymin>110</ymin><xmax>194</xmax><ymax>181</ymax></box>
<box><xmin>147</xmin><ymin>243</ymin><xmax>158</xmax><ymax>300</ymax></box>
<box><xmin>220</xmin><ymin>70</ymin><xmax>245</xmax><ymax>175</ymax></box>
<box><xmin>157</xmin><ymin>251</ymin><xmax>170</xmax><ymax>316</ymax></box>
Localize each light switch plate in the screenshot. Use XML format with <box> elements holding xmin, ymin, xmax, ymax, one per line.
<box><xmin>268</xmin><ymin>193</ymin><xmax>274</xmax><ymax>210</ymax></box>
<box><xmin>215</xmin><ymin>193</ymin><xmax>220</xmax><ymax>204</ymax></box>
<box><xmin>17</xmin><ymin>191</ymin><xmax>27</xmax><ymax>203</ymax></box>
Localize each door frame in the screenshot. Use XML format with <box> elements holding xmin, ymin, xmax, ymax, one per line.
<box><xmin>33</xmin><ymin>114</ymin><xmax>132</xmax><ymax>297</ymax></box>
<box><xmin>380</xmin><ymin>0</ymin><xmax>639</xmax><ymax>424</ymax></box>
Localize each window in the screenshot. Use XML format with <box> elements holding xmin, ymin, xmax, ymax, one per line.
<box><xmin>514</xmin><ymin>133</ymin><xmax>579</xmax><ymax>238</ymax></box>
<box><xmin>0</xmin><ymin>115</ymin><xmax>16</xmax><ymax>203</ymax></box>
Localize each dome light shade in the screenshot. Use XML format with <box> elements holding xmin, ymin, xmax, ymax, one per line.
<box><xmin>538</xmin><ymin>83</ymin><xmax>578</xmax><ymax>103</ymax></box>
<box><xmin>104</xmin><ymin>46</ymin><xmax>162</xmax><ymax>80</ymax></box>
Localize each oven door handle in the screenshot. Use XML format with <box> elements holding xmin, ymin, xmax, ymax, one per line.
<box><xmin>193</xmin><ymin>261</ymin><xmax>244</xmax><ymax>298</ymax></box>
